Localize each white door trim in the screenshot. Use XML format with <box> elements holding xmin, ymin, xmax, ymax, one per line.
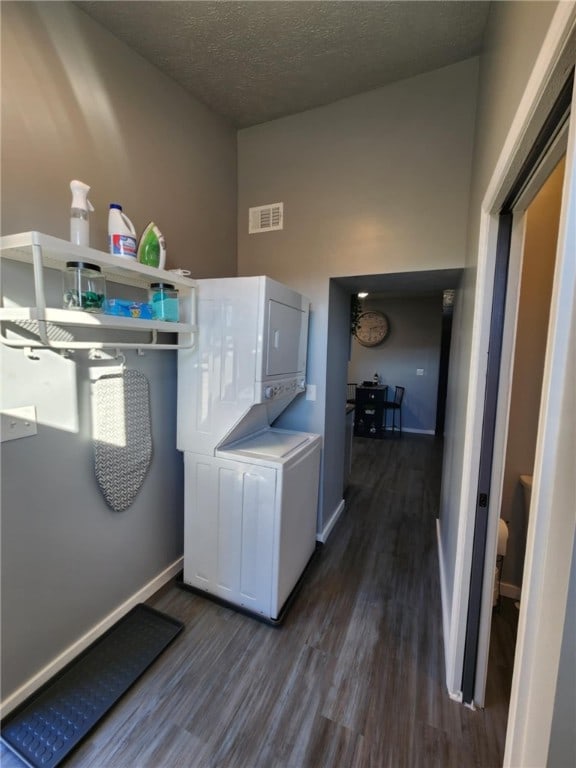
<box><xmin>474</xmin><ymin>118</ymin><xmax>571</xmax><ymax>709</ymax></box>
<box><xmin>504</xmin><ymin>77</ymin><xmax>576</xmax><ymax>768</ymax></box>
<box><xmin>444</xmin><ymin>0</ymin><xmax>576</xmax><ymax>752</ymax></box>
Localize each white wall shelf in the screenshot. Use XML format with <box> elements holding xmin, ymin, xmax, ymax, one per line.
<box><xmin>0</xmin><ymin>231</ymin><xmax>198</xmax><ymax>353</ymax></box>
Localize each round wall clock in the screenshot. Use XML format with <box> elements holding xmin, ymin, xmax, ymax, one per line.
<box><xmin>354</xmin><ymin>310</ymin><xmax>390</xmax><ymax>347</ymax></box>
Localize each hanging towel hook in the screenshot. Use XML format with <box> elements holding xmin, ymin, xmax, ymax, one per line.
<box><xmin>89</xmin><ymin>350</ymin><xmax>127</xmax><ymax>382</ymax></box>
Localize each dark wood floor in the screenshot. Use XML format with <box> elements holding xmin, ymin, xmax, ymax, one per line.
<box><xmin>3</xmin><ymin>435</ymin><xmax>517</xmax><ymax>767</ymax></box>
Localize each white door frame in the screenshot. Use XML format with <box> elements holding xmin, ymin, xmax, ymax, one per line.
<box><xmin>445</xmin><ymin>3</ymin><xmax>576</xmax><ymax>763</ymax></box>
<box><xmin>504</xmin><ymin>85</ymin><xmax>576</xmax><ymax>768</ymax></box>
<box><xmin>473</xmin><ymin>119</ymin><xmax>570</xmax><ymax>709</ymax></box>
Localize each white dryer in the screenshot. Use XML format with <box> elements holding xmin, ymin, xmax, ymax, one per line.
<box><xmin>177</xmin><ymin>277</ymin><xmax>321</xmax><ymax>621</ymax></box>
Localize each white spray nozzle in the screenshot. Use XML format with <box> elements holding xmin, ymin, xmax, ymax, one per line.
<box><xmin>70</xmin><ymin>179</ymin><xmax>94</xmax><ymax>212</ymax></box>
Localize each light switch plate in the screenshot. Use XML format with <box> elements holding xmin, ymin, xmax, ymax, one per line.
<box><xmin>306</xmin><ymin>384</ymin><xmax>317</xmax><ymax>401</ymax></box>
<box><xmin>417</xmin><ymin>369</ymin><xmax>424</xmax><ymax>376</ymax></box>
<box><xmin>1</xmin><ymin>406</ymin><xmax>38</xmax><ymax>442</ymax></box>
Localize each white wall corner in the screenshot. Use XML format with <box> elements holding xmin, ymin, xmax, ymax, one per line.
<box><xmin>445</xmin><ymin>208</ymin><xmax>499</xmax><ymax>698</ymax></box>
<box><xmin>318</xmin><ymin>498</ymin><xmax>345</xmax><ymax>543</ymax></box>
<box><xmin>449</xmin><ymin>689</ymin><xmax>464</xmax><ymax>703</ymax></box>
<box><xmin>437</xmin><ymin>518</ymin><xmax>462</xmax><ymax>700</ymax></box>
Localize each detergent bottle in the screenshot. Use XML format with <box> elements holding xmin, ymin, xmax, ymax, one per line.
<box><xmin>108</xmin><ymin>203</ymin><xmax>137</xmax><ymax>259</ymax></box>
<box><xmin>70</xmin><ymin>180</ymin><xmax>94</xmax><ymax>247</ymax></box>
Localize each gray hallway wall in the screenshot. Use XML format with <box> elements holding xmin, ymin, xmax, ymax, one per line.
<box><xmin>0</xmin><ymin>1</ymin><xmax>236</xmax><ymax>702</ymax></box>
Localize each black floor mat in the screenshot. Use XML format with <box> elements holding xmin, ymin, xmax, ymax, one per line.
<box><xmin>1</xmin><ymin>604</ymin><xmax>183</xmax><ymax>768</ymax></box>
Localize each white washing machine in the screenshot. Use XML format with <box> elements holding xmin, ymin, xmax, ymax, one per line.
<box><xmin>184</xmin><ymin>428</ymin><xmax>320</xmax><ymax>620</ymax></box>
<box><xmin>178</xmin><ymin>277</ymin><xmax>321</xmax><ymax>621</ymax></box>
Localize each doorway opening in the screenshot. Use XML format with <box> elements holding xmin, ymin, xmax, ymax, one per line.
<box><xmin>333</xmin><ymin>268</ymin><xmax>461</xmax><ymax>434</ymax></box>
<box><xmin>486</xmin><ymin>154</ymin><xmax>566</xmax><ymax>719</ymax></box>
<box><xmin>325</xmin><ymin>268</ymin><xmax>461</xmax><ymax>542</ymax></box>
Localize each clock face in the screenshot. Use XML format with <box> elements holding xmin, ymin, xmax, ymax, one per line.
<box><xmin>354</xmin><ymin>311</ymin><xmax>390</xmax><ymax>347</ymax></box>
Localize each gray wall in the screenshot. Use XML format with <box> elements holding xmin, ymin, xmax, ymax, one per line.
<box><xmin>0</xmin><ymin>2</ymin><xmax>236</xmax><ymax>700</ymax></box>
<box><xmin>348</xmin><ymin>295</ymin><xmax>443</xmax><ymax>433</ymax></box>
<box><xmin>238</xmin><ymin>58</ymin><xmax>478</xmax><ymax>532</ymax></box>
<box><xmin>1</xmin><ymin>1</ymin><xmax>237</xmax><ymax>276</ymax></box>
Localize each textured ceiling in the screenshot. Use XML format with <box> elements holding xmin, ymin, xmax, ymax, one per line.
<box><xmin>76</xmin><ymin>1</ymin><xmax>490</xmax><ymax>128</ymax></box>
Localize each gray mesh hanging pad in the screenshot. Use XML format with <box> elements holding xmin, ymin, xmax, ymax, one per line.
<box><xmin>92</xmin><ymin>369</ymin><xmax>152</xmax><ymax>512</ymax></box>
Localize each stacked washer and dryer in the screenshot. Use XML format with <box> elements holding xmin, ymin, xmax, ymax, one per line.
<box><xmin>177</xmin><ymin>277</ymin><xmax>321</xmax><ymax>622</ymax></box>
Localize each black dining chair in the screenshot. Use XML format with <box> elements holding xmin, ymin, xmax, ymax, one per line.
<box><xmin>383</xmin><ymin>386</ymin><xmax>405</xmax><ymax>434</ymax></box>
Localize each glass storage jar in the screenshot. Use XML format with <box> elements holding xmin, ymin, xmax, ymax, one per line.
<box><xmin>63</xmin><ymin>261</ymin><xmax>106</xmax><ymax>312</ymax></box>
<box><xmin>149</xmin><ymin>282</ymin><xmax>179</xmax><ymax>322</ymax></box>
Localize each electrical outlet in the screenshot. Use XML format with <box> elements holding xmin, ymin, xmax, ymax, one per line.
<box><xmin>306</xmin><ymin>384</ymin><xmax>317</xmax><ymax>401</ymax></box>
<box><xmin>1</xmin><ymin>406</ymin><xmax>38</xmax><ymax>442</ymax></box>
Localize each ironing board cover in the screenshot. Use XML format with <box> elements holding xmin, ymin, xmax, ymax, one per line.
<box><xmin>92</xmin><ymin>369</ymin><xmax>153</xmax><ymax>512</ymax></box>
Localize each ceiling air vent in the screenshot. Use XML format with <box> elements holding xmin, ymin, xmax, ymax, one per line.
<box><xmin>249</xmin><ymin>202</ymin><xmax>284</xmax><ymax>234</ymax></box>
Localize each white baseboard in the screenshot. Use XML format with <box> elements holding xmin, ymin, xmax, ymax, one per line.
<box><xmin>1</xmin><ymin>557</ymin><xmax>183</xmax><ymax>717</ymax></box>
<box><xmin>317</xmin><ymin>499</ymin><xmax>345</xmax><ymax>543</ymax></box>
<box><xmin>436</xmin><ymin>520</ymin><xmax>451</xmax><ymax>669</ymax></box>
<box><xmin>436</xmin><ymin>519</ymin><xmax>462</xmax><ymax>701</ymax></box>
<box><xmin>500</xmin><ymin>581</ymin><xmax>522</xmax><ymax>601</ymax></box>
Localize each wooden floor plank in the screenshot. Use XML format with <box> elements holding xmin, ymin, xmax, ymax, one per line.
<box><xmin>2</xmin><ymin>434</ymin><xmax>514</xmax><ymax>767</ymax></box>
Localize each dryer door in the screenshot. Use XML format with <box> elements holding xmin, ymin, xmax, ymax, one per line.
<box><xmin>266</xmin><ymin>300</ymin><xmax>307</xmax><ymax>376</ymax></box>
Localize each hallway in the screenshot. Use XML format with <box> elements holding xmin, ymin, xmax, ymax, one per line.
<box><xmin>2</xmin><ymin>435</ymin><xmax>511</xmax><ymax>767</ymax></box>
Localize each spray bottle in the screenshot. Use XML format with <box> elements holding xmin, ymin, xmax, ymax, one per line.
<box><xmin>70</xmin><ymin>180</ymin><xmax>94</xmax><ymax>247</ymax></box>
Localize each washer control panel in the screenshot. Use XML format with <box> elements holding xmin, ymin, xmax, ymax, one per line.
<box><xmin>261</xmin><ymin>377</ymin><xmax>305</xmax><ymax>401</ymax></box>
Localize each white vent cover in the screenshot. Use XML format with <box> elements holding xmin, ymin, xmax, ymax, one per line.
<box><xmin>249</xmin><ymin>202</ymin><xmax>284</xmax><ymax>233</ymax></box>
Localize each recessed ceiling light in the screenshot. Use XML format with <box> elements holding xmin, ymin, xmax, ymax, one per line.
<box><xmin>357</xmin><ymin>292</ymin><xmax>369</xmax><ymax>298</ymax></box>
